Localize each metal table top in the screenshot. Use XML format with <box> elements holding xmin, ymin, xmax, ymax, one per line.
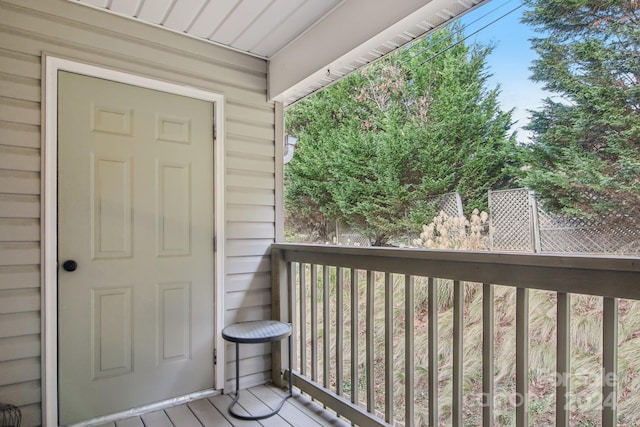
<box><xmin>222</xmin><ymin>320</ymin><xmax>292</xmax><ymax>344</ymax></box>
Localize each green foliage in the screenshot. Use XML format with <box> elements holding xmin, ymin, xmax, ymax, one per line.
<box><xmin>520</xmin><ymin>0</ymin><xmax>640</xmax><ymax>222</ymax></box>
<box><xmin>285</xmin><ymin>24</ymin><xmax>520</xmax><ymax>245</ymax></box>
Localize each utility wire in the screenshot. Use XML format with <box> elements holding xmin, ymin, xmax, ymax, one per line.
<box><xmin>415</xmin><ymin>2</ymin><xmax>526</xmax><ymax>68</ymax></box>
<box><xmin>399</xmin><ymin>0</ymin><xmax>522</xmax><ymax>67</ymax></box>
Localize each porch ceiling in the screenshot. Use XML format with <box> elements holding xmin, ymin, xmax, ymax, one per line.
<box><xmin>70</xmin><ymin>0</ymin><xmax>488</xmax><ymax>106</ymax></box>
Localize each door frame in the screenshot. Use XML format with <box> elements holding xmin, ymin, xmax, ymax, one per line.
<box><xmin>42</xmin><ymin>56</ymin><xmax>226</xmax><ymax>426</ymax></box>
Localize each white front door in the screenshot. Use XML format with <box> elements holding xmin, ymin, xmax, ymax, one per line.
<box><xmin>57</xmin><ymin>71</ymin><xmax>215</xmax><ymax>425</ymax></box>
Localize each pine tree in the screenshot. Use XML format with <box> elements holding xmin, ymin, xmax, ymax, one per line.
<box><xmin>520</xmin><ymin>0</ymin><xmax>640</xmax><ymax>222</ymax></box>
<box><xmin>285</xmin><ymin>24</ymin><xmax>520</xmax><ymax>245</ymax></box>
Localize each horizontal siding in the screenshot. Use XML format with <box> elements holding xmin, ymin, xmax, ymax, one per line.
<box><xmin>0</xmin><ymin>289</ymin><xmax>40</xmax><ymax>314</ymax></box>
<box><xmin>0</xmin><ymin>380</ymin><xmax>40</xmax><ymax>406</ymax></box>
<box><xmin>0</xmin><ymin>145</ymin><xmax>40</xmax><ymax>171</ymax></box>
<box><xmin>225</xmin><ymin>342</ymin><xmax>270</xmax><ymax>362</ymax></box>
<box><xmin>226</xmin><ymin>289</ymin><xmax>271</xmax><ymax>310</ymax></box>
<box><xmin>0</xmin><ymin>170</ymin><xmax>40</xmax><ymax>195</ymax></box>
<box><xmin>0</xmin><ymin>357</ymin><xmax>40</xmax><ymax>386</ymax></box>
<box><xmin>226</xmin><ymin>256</ymin><xmax>271</xmax><ymax>275</ymax></box>
<box><xmin>0</xmin><ymin>335</ymin><xmax>40</xmax><ymax>361</ymax></box>
<box><xmin>227</xmin><ymin>118</ymin><xmax>274</xmax><ymax>142</ymax></box>
<box><xmin>226</xmin><ymin>240</ymin><xmax>272</xmax><ymax>257</ymax></box>
<box><xmin>0</xmin><ymin>242</ymin><xmax>40</xmax><ymax>265</ymax></box>
<box><xmin>0</xmin><ymin>121</ymin><xmax>40</xmax><ymax>149</ymax></box>
<box><xmin>0</xmin><ymin>72</ymin><xmax>40</xmax><ymax>102</ymax></box>
<box><xmin>0</xmin><ymin>47</ymin><xmax>41</xmax><ymax>79</ymax></box>
<box><xmin>225</xmin><ymin>305</ymin><xmax>271</xmax><ymax>325</ymax></box>
<box><xmin>226</xmin><ymin>170</ymin><xmax>275</xmax><ymax>190</ymax></box>
<box><xmin>224</xmin><ymin>272</ymin><xmax>272</xmax><ymax>293</ymax></box>
<box><xmin>227</xmin><ymin>188</ymin><xmax>275</xmax><ymax>206</ymax></box>
<box><xmin>0</xmin><ymin>194</ymin><xmax>40</xmax><ymax>218</ymax></box>
<box><xmin>227</xmin><ymin>222</ymin><xmax>276</xmax><ymax>239</ymax></box>
<box><xmin>0</xmin><ymin>312</ymin><xmax>40</xmax><ymax>338</ymax></box>
<box><xmin>226</xmin><ymin>137</ymin><xmax>275</xmax><ymax>158</ymax></box>
<box><xmin>0</xmin><ymin>218</ymin><xmax>40</xmax><ymax>242</ymax></box>
<box><xmin>227</xmin><ymin>205</ymin><xmax>275</xmax><ymax>223</ymax></box>
<box><xmin>19</xmin><ymin>403</ymin><xmax>41</xmax><ymax>427</ymax></box>
<box><xmin>0</xmin><ymin>97</ymin><xmax>40</xmax><ymax>125</ymax></box>
<box><xmin>0</xmin><ymin>0</ymin><xmax>277</xmax><ymax>423</ymax></box>
<box><xmin>0</xmin><ymin>265</ymin><xmax>40</xmax><ymax>290</ymax></box>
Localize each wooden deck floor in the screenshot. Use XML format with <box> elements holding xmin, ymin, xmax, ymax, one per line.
<box><xmin>93</xmin><ymin>384</ymin><xmax>351</xmax><ymax>427</ymax></box>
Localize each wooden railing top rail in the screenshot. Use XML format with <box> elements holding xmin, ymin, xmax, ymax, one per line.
<box><xmin>271</xmin><ymin>243</ymin><xmax>640</xmax><ymax>300</ymax></box>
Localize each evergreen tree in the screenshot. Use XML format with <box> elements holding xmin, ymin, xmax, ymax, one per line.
<box><xmin>285</xmin><ymin>24</ymin><xmax>519</xmax><ymax>245</ymax></box>
<box><xmin>520</xmin><ymin>0</ymin><xmax>640</xmax><ymax>222</ymax></box>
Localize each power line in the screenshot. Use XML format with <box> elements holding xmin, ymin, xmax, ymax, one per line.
<box><xmin>400</xmin><ymin>0</ymin><xmax>522</xmax><ymax>67</ymax></box>
<box><xmin>415</xmin><ymin>2</ymin><xmax>526</xmax><ymax>68</ymax></box>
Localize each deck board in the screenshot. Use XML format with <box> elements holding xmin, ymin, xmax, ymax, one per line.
<box><xmin>206</xmin><ymin>394</ymin><xmax>262</xmax><ymax>427</ymax></box>
<box><xmin>165</xmin><ymin>404</ymin><xmax>204</xmax><ymax>427</ymax></box>
<box><xmin>88</xmin><ymin>384</ymin><xmax>348</xmax><ymax>427</ymax></box>
<box><xmin>115</xmin><ymin>417</ymin><xmax>145</xmax><ymax>427</ymax></box>
<box><xmin>249</xmin><ymin>386</ymin><xmax>324</xmax><ymax>427</ymax></box>
<box><xmin>213</xmin><ymin>391</ymin><xmax>291</xmax><ymax>427</ymax></box>
<box><xmin>187</xmin><ymin>398</ymin><xmax>233</xmax><ymax>427</ymax></box>
<box><xmin>140</xmin><ymin>410</ymin><xmax>174</xmax><ymax>427</ymax></box>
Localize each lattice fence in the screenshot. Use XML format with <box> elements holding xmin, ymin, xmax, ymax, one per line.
<box><xmin>488</xmin><ymin>188</ymin><xmax>640</xmax><ymax>255</ymax></box>
<box><xmin>489</xmin><ymin>188</ymin><xmax>535</xmax><ymax>252</ymax></box>
<box><xmin>537</xmin><ymin>208</ymin><xmax>640</xmax><ymax>255</ymax></box>
<box><xmin>335</xmin><ymin>221</ymin><xmax>371</xmax><ymax>246</ymax></box>
<box><xmin>426</xmin><ymin>192</ymin><xmax>464</xmax><ymax>218</ymax></box>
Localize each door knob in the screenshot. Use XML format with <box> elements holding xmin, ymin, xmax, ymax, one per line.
<box><xmin>62</xmin><ymin>260</ymin><xmax>78</xmax><ymax>272</ymax></box>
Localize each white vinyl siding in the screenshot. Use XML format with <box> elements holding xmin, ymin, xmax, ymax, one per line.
<box><xmin>0</xmin><ymin>0</ymin><xmax>277</xmax><ymax>424</ymax></box>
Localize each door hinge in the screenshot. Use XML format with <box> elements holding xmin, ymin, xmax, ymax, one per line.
<box><xmin>213</xmin><ymin>348</ymin><xmax>217</xmax><ymax>365</ymax></box>
<box><xmin>213</xmin><ymin>235</ymin><xmax>216</xmax><ymax>252</ymax></box>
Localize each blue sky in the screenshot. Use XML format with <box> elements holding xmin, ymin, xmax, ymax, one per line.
<box><xmin>460</xmin><ymin>1</ymin><xmax>550</xmax><ymax>143</ymax></box>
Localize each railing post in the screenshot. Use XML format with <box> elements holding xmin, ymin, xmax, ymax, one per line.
<box><xmin>271</xmin><ymin>247</ymin><xmax>291</xmax><ymax>387</ymax></box>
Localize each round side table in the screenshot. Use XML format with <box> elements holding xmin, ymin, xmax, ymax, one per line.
<box><xmin>222</xmin><ymin>320</ymin><xmax>292</xmax><ymax>420</ymax></box>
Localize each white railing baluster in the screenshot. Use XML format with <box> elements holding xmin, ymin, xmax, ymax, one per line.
<box><xmin>290</xmin><ymin>262</ymin><xmax>298</xmax><ymax>373</ymax></box>
<box><xmin>311</xmin><ymin>264</ymin><xmax>318</xmax><ymax>382</ymax></box>
<box><xmin>405</xmin><ymin>275</ymin><xmax>415</xmax><ymax>427</ymax></box>
<box><xmin>323</xmin><ymin>265</ymin><xmax>330</xmax><ymax>388</ymax></box>
<box><xmin>351</xmin><ymin>268</ymin><xmax>359</xmax><ymax>407</ymax></box>
<box><xmin>299</xmin><ymin>263</ymin><xmax>307</xmax><ymax>377</ymax></box>
<box><xmin>483</xmin><ymin>283</ymin><xmax>494</xmax><ymax>427</ymax></box>
<box><xmin>602</xmin><ymin>297</ymin><xmax>618</xmax><ymax>427</ymax></box>
<box><xmin>384</xmin><ymin>272</ymin><xmax>393</xmax><ymax>423</ymax></box>
<box><xmin>366</xmin><ymin>270</ymin><xmax>375</xmax><ymax>413</ymax></box>
<box><xmin>453</xmin><ymin>280</ymin><xmax>463</xmax><ymax>426</ymax></box>
<box><xmin>428</xmin><ymin>277</ymin><xmax>438</xmax><ymax>427</ymax></box>
<box><xmin>556</xmin><ymin>292</ymin><xmax>570</xmax><ymax>427</ymax></box>
<box><xmin>516</xmin><ymin>287</ymin><xmax>529</xmax><ymax>427</ymax></box>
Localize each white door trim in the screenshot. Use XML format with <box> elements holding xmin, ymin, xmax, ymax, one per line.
<box><xmin>42</xmin><ymin>56</ymin><xmax>226</xmax><ymax>426</ymax></box>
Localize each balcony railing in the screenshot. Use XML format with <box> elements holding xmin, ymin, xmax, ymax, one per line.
<box><xmin>270</xmin><ymin>243</ymin><xmax>640</xmax><ymax>427</ymax></box>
